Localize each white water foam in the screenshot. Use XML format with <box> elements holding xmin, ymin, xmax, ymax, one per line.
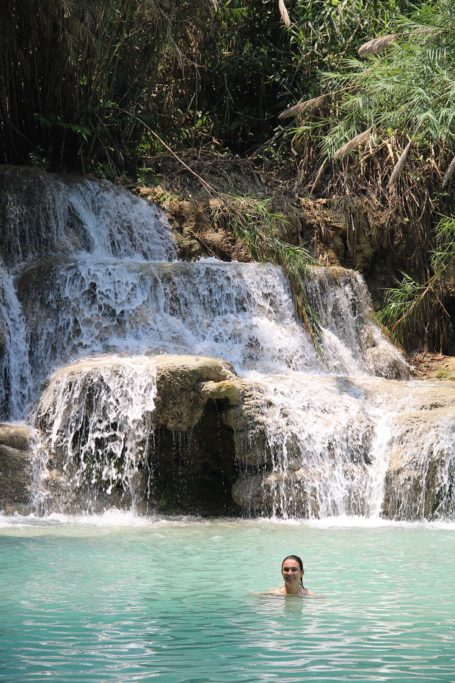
<box><xmin>19</xmin><ymin>258</ymin><xmax>321</xmax><ymax>396</ymax></box>
<box><xmin>32</xmin><ymin>356</ymin><xmax>158</xmax><ymax>513</ymax></box>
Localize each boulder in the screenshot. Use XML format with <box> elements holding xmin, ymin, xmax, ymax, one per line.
<box><xmin>153</xmin><ymin>355</ymin><xmax>237</xmax><ymax>431</ymax></box>
<box><xmin>0</xmin><ymin>423</ymin><xmax>34</xmax><ymax>513</ymax></box>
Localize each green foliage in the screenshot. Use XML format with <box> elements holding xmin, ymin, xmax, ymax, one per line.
<box><xmin>431</xmin><ymin>214</ymin><xmax>455</xmax><ymax>272</ymax></box>
<box><xmin>1</xmin><ymin>0</ymin><xmax>419</xmax><ymax>170</ymax></box>
<box><xmin>0</xmin><ymin>0</ymin><xmax>216</xmax><ymax>171</ymax></box>
<box><xmin>378</xmin><ymin>215</ymin><xmax>455</xmax><ymax>348</ymax></box>
<box><xmin>292</xmin><ymin>0</ymin><xmax>455</xmax><ymax>165</ymax></box>
<box><xmin>219</xmin><ymin>194</ymin><xmax>320</xmax><ymax>338</ymax></box>
<box><xmin>288</xmin><ymin>0</ymin><xmax>409</xmax><ymax>82</ymax></box>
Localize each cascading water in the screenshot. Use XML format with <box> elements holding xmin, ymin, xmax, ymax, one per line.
<box><xmin>0</xmin><ymin>167</ymin><xmax>454</xmax><ymax>520</ymax></box>
<box><xmin>0</xmin><ymin>166</ymin><xmax>176</xmax><ymax>266</ymax></box>
<box><xmin>33</xmin><ymin>357</ymin><xmax>158</xmax><ymax>514</ymax></box>
<box><xmin>304</xmin><ymin>266</ymin><xmax>408</xmax><ymax>378</ymax></box>
<box><xmin>17</xmin><ymin>258</ymin><xmax>320</xmax><ymax>393</ymax></box>
<box><xmin>0</xmin><ymin>262</ymin><xmax>32</xmax><ymax>419</ymax></box>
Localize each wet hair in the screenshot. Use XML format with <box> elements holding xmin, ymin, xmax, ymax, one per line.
<box><xmin>282</xmin><ymin>554</ymin><xmax>304</xmax><ymax>587</ymax></box>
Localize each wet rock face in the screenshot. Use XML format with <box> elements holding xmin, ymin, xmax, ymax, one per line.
<box><xmin>32</xmin><ymin>355</ymin><xmax>253</xmax><ymax>515</ymax></box>
<box><xmin>151</xmin><ymin>399</ymin><xmax>238</xmax><ymax>515</ymax></box>
<box><xmin>0</xmin><ymin>424</ymin><xmax>34</xmax><ymax>514</ymax></box>
<box><xmin>148</xmin><ymin>356</ymin><xmax>244</xmax><ymax>515</ymax></box>
<box><xmin>382</xmin><ymin>408</ymin><xmax>455</xmax><ymax>520</ymax></box>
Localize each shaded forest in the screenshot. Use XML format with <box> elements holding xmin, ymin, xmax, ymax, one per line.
<box><xmin>1</xmin><ymin>0</ymin><xmax>454</xmax><ymax>352</ymax></box>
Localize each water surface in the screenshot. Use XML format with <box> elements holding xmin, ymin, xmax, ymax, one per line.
<box><xmin>1</xmin><ymin>515</ymin><xmax>454</xmax><ymax>682</ymax></box>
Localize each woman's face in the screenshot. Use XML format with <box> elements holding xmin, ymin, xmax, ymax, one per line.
<box><xmin>281</xmin><ymin>558</ymin><xmax>303</xmax><ymax>588</ymax></box>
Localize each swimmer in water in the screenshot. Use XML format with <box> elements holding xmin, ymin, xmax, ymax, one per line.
<box><xmin>267</xmin><ymin>554</ymin><xmax>316</xmax><ymax>597</ymax></box>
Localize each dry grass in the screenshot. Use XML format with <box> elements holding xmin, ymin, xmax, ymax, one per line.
<box><xmin>358</xmin><ymin>34</ymin><xmax>396</xmax><ymax>57</ymax></box>
<box><xmin>388</xmin><ymin>140</ymin><xmax>412</xmax><ymax>187</ymax></box>
<box><xmin>278</xmin><ymin>95</ymin><xmax>328</xmax><ymax>120</ymax></box>
<box><xmin>278</xmin><ymin>0</ymin><xmax>291</xmax><ymax>28</ymax></box>
<box><xmin>442</xmin><ymin>155</ymin><xmax>455</xmax><ymax>188</ymax></box>
<box><xmin>332</xmin><ymin>128</ymin><xmax>373</xmax><ymax>160</ymax></box>
<box><xmin>410</xmin><ymin>352</ymin><xmax>455</xmax><ymax>379</ymax></box>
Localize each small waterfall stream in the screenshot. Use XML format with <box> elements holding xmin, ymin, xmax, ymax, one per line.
<box><xmin>0</xmin><ymin>263</ymin><xmax>32</xmax><ymax>418</ymax></box>
<box><xmin>0</xmin><ymin>166</ymin><xmax>454</xmax><ymax>520</ymax></box>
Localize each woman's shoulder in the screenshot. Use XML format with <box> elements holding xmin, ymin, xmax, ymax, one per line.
<box><xmin>258</xmin><ymin>587</ymin><xmax>287</xmax><ymax>596</ymax></box>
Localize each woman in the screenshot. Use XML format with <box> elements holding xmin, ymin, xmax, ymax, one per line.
<box><xmin>267</xmin><ymin>554</ymin><xmax>315</xmax><ymax>597</ymax></box>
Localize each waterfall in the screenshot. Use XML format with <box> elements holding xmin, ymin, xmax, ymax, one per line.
<box><xmin>0</xmin><ymin>166</ymin><xmax>177</xmax><ymax>266</ymax></box>
<box><xmin>0</xmin><ymin>262</ymin><xmax>32</xmax><ymax>419</ymax></box>
<box><xmin>0</xmin><ymin>167</ymin><xmax>453</xmax><ymax>520</ymax></box>
<box><xmin>33</xmin><ymin>357</ymin><xmax>157</xmax><ymax>514</ymax></box>
<box><xmin>17</xmin><ymin>258</ymin><xmax>320</xmax><ymax>394</ymax></box>
<box><xmin>304</xmin><ymin>266</ymin><xmax>408</xmax><ymax>378</ymax></box>
<box><xmin>231</xmin><ymin>375</ymin><xmax>455</xmax><ymax>519</ymax></box>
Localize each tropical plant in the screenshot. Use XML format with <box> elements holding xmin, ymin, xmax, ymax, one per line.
<box><xmin>378</xmin><ymin>215</ymin><xmax>455</xmax><ymax>349</ymax></box>
<box><xmin>0</xmin><ymin>0</ymin><xmax>216</xmax><ymax>171</ymax></box>
<box><xmin>287</xmin><ymin>0</ymin><xmax>455</xmax><ymax>197</ymax></box>
<box><xmin>279</xmin><ymin>0</ymin><xmax>455</xmax><ymax>349</ymax></box>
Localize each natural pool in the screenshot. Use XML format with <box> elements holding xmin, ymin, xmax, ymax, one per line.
<box><xmin>1</xmin><ymin>514</ymin><xmax>454</xmax><ymax>683</ymax></box>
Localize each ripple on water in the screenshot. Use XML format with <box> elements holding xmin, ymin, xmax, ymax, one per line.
<box><xmin>1</xmin><ymin>518</ymin><xmax>455</xmax><ymax>682</ymax></box>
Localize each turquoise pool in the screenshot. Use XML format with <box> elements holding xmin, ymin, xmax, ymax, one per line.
<box><xmin>1</xmin><ymin>514</ymin><xmax>454</xmax><ymax>682</ymax></box>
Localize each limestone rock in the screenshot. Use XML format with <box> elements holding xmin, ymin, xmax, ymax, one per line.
<box><xmin>153</xmin><ymin>355</ymin><xmax>237</xmax><ymax>431</ymax></box>
<box><xmin>0</xmin><ymin>423</ymin><xmax>34</xmax><ymax>513</ymax></box>
<box><xmin>0</xmin><ymin>423</ymin><xmax>32</xmax><ymax>451</ymax></box>
<box><xmin>32</xmin><ymin>354</ymin><xmax>268</xmax><ymax>515</ymax></box>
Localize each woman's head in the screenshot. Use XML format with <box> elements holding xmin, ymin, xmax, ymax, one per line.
<box><xmin>281</xmin><ymin>555</ymin><xmax>304</xmax><ymax>588</ymax></box>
